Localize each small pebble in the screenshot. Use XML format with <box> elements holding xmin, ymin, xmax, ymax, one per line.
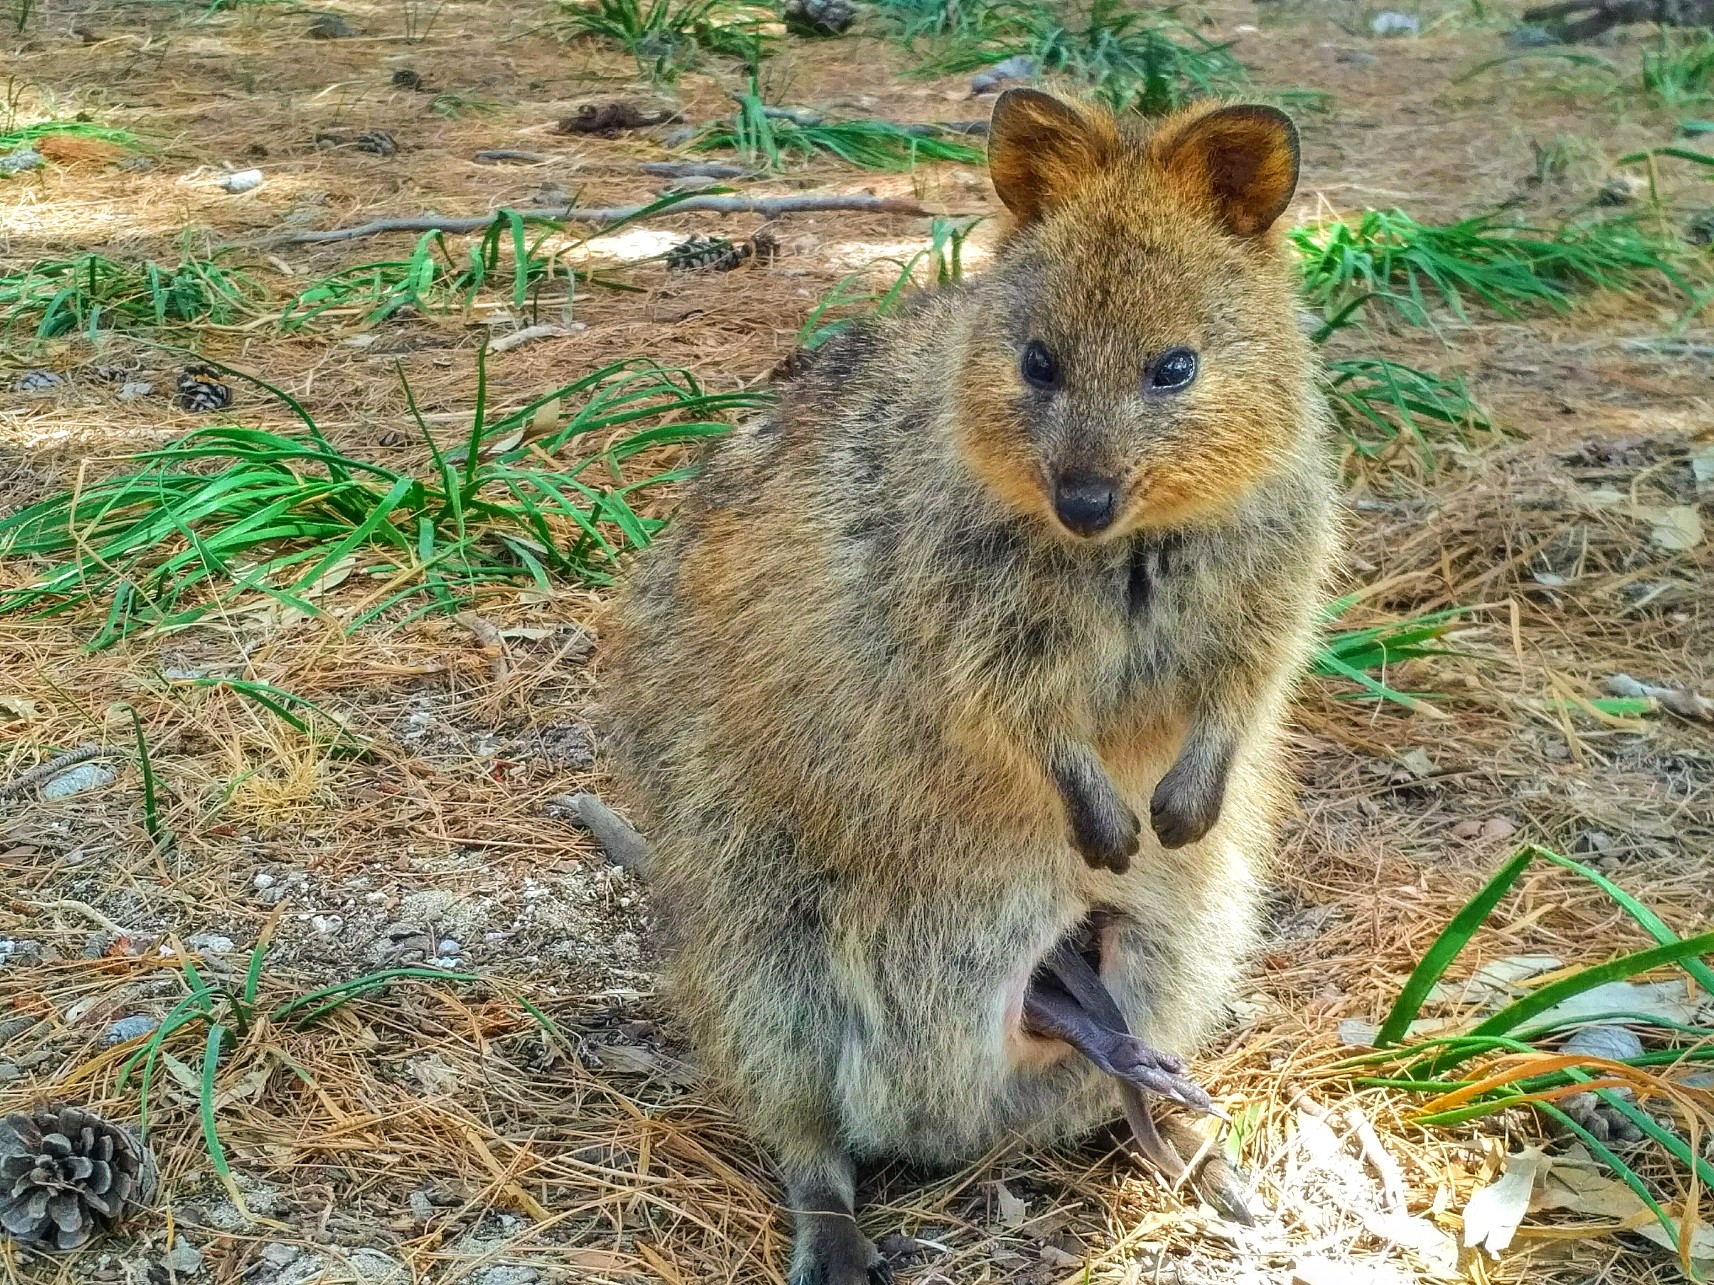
<box><xmin>12</xmin><ymin>368</ymin><xmax>63</xmax><ymax>393</ymax></box>
<box><xmin>1479</xmin><ymin>817</ymin><xmax>1516</xmax><ymax>841</ymax></box>
<box><xmin>1596</xmin><ymin>173</ymin><xmax>1646</xmax><ymax>206</ymax></box>
<box><xmin>254</xmin><ymin>872</ymin><xmax>277</xmax><ymax>890</ymax></box>
<box><xmin>189</xmin><ymin>932</ymin><xmax>236</xmax><ymax>954</ymax></box>
<box><xmin>971</xmin><ymin>54</ymin><xmax>1038</xmax><ymax>94</ymax></box>
<box><xmin>101</xmin><ymin>1014</ymin><xmax>160</xmax><ymax>1047</ymax></box>
<box><xmin>1506</xmin><ymin>22</ymin><xmax>1557</xmax><ymax>47</ymax></box>
<box><xmin>1370</xmin><ymin>10</ymin><xmax>1420</xmax><ymax>35</ymax></box>
<box><xmin>307</xmin><ymin>11</ymin><xmax>355</xmax><ymax>37</ymax></box>
<box><xmin>407</xmin><ymin>1190</ymin><xmax>435</xmax><ymax>1220</ymax></box>
<box><xmin>219</xmin><ymin>168</ymin><xmax>264</xmax><ymax>194</ymax></box>
<box><xmin>260</xmin><ymin>1244</ymin><xmax>302</xmax><ymax>1269</ymax></box>
<box><xmin>0</xmin><ymin>146</ymin><xmax>44</xmax><ymax>174</ymax></box>
<box><xmin>41</xmin><ymin>762</ymin><xmax>117</xmax><ymax>799</ymax></box>
<box><xmin>161</xmin><ymin>1239</ymin><xmax>205</xmax><ymax>1275</ymax></box>
<box><xmin>117</xmin><ymin>380</ymin><xmax>154</xmax><ymax>401</ymax></box>
<box><xmin>436</xmin><ymin>938</ymin><xmax>460</xmax><ymax>956</ymax></box>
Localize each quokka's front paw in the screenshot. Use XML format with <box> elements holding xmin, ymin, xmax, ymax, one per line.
<box><xmin>1148</xmin><ymin>761</ymin><xmax>1226</xmax><ymax>849</ymax></box>
<box><xmin>1069</xmin><ymin>797</ymin><xmax>1141</xmax><ymax>873</ymax></box>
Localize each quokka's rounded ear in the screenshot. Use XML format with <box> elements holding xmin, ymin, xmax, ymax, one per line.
<box><xmin>1159</xmin><ymin>105</ymin><xmax>1300</xmax><ymax>238</ymax></box>
<box><xmin>987</xmin><ymin>88</ymin><xmax>1119</xmax><ymax>225</ymax></box>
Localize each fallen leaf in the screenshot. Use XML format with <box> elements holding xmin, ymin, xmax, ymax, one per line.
<box><xmin>1633</xmin><ymin>1220</ymin><xmax>1714</xmax><ymax>1260</ymax></box>
<box><xmin>994</xmin><ymin>1180</ymin><xmax>1027</xmax><ymax>1228</ymax></box>
<box><xmin>1428</xmin><ymin>954</ymin><xmax>1561</xmax><ymax>1006</ymax></box>
<box><xmin>1692</xmin><ymin>444</ymin><xmax>1714</xmax><ymax>492</ymax></box>
<box><xmin>1651</xmin><ymin>505</ymin><xmax>1703</xmax><ymax>551</ymax></box>
<box><xmin>1533</xmin><ymin>1147</ymin><xmax>1649</xmax><ymax>1220</ymax></box>
<box><xmin>408</xmin><ymin>1052</ymin><xmax>461</xmax><ymax>1094</ymax></box>
<box><xmin>1463</xmin><ymin>1146</ymin><xmax>1549</xmax><ymax>1255</ymax></box>
<box><xmin>214</xmin><ymin>1060</ymin><xmax>275</xmax><ymax>1109</ymax></box>
<box><xmin>1359</xmin><ymin>1210</ymin><xmax>1459</xmax><ymax>1273</ymax></box>
<box><xmin>1294</xmin><ymin>1258</ymin><xmax>1414</xmax><ymax>1285</ymax></box>
<box><xmin>1531</xmin><ymin>979</ymin><xmax>1707</xmax><ymax>1028</ymax></box>
<box><xmin>0</xmin><ymin>695</ymin><xmax>38</xmax><ymax>721</ymax></box>
<box><xmin>1396</xmin><ymin>747</ymin><xmax>1435</xmax><ymax>780</ymax></box>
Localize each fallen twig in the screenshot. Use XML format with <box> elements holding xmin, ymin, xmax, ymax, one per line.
<box><xmin>279</xmin><ymin>193</ymin><xmax>938</xmax><ymax>245</ymax></box>
<box><xmin>23</xmin><ymin>898</ymin><xmax>135</xmax><ymax>938</ymax></box>
<box><xmin>552</xmin><ymin>792</ymin><xmax>651</xmax><ymax>874</ymax></box>
<box><xmin>487</xmin><ymin>324</ymin><xmax>586</xmax><ymax>353</ymax></box>
<box><xmin>642</xmin><ymin>161</ymin><xmax>751</xmax><ymax>180</ymax></box>
<box><xmin>473</xmin><ymin>149</ymin><xmax>548</xmax><ymax>164</ymax></box>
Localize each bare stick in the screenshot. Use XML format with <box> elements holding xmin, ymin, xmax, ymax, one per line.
<box><xmin>280</xmin><ymin>194</ymin><xmax>939</xmax><ymax>246</ymax></box>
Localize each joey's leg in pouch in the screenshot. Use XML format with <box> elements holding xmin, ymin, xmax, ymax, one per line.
<box><xmin>1022</xmin><ymin>938</ymin><xmax>1214</xmax><ymax>1113</ymax></box>
<box><xmin>1022</xmin><ymin>930</ymin><xmax>1256</xmax><ymax>1223</ymax></box>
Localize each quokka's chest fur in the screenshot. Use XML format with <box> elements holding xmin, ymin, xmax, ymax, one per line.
<box><xmin>694</xmin><ymin>384</ymin><xmax>1321</xmax><ymax>730</ymax></box>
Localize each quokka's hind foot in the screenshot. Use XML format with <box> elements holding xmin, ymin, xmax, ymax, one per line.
<box><xmin>785</xmin><ymin>1158</ymin><xmax>894</xmax><ymax>1285</ymax></box>
<box><xmin>788</xmin><ymin>1219</ymin><xmax>893</xmax><ymax>1285</ymax></box>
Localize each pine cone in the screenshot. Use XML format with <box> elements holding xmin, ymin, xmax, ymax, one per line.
<box><xmin>783</xmin><ymin>0</ymin><xmax>854</xmax><ymax>35</ymax></box>
<box><xmin>175</xmin><ymin>365</ymin><xmax>232</xmax><ymax>413</ymax></box>
<box><xmin>356</xmin><ymin>129</ymin><xmax>399</xmax><ymax>157</ymax></box>
<box><xmin>665</xmin><ymin>234</ymin><xmax>749</xmax><ymax>273</ymax></box>
<box><xmin>748</xmin><ymin>226</ymin><xmax>780</xmax><ymax>266</ymax></box>
<box><xmin>0</xmin><ymin>1105</ymin><xmax>158</xmax><ymax>1251</ymax></box>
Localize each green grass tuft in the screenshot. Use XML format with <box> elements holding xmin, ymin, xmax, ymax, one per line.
<box><xmin>0</xmin><ymin>247</ymin><xmax>269</xmax><ymax>339</ymax></box>
<box><xmin>1313</xmin><ymin>598</ymin><xmax>1464</xmax><ymax>713</ymax></box>
<box><xmin>1322</xmin><ymin>355</ymin><xmax>1489</xmax><ymax>464</ymax></box>
<box><xmin>912</xmin><ymin>0</ymin><xmax>1243</xmax><ymax>115</ymax></box>
<box><xmin>797</xmin><ymin>217</ymin><xmax>978</xmax><ymax>350</ymax></box>
<box><xmin>0</xmin><ymin>119</ymin><xmax>139</xmax><ymax>155</ymax></box>
<box><xmin>1641</xmin><ymin>29</ymin><xmax>1714</xmax><ymax>107</ymax></box>
<box><xmin>1341</xmin><ymin>846</ymin><xmax>1714</xmax><ymax>1265</ymax></box>
<box><xmin>693</xmin><ymin>85</ymin><xmax>986</xmax><ymax>171</ymax></box>
<box><xmin>0</xmin><ymin>356</ymin><xmax>768</xmax><ymax>649</ymax></box>
<box><xmin>555</xmin><ymin>0</ymin><xmax>773</xmax><ymax>80</ymax></box>
<box><xmin>1293</xmin><ymin>208</ymin><xmax>1691</xmax><ymax>328</ymax></box>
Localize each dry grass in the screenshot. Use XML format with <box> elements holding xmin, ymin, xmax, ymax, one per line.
<box><xmin>2</xmin><ymin>0</ymin><xmax>1713</xmax><ymax>1282</ymax></box>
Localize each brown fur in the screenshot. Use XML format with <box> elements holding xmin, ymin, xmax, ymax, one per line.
<box><xmin>600</xmin><ymin>91</ymin><xmax>1338</xmax><ymax>1285</ymax></box>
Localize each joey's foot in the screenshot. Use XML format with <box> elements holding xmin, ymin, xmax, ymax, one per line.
<box><xmin>1100</xmin><ymin>1034</ymin><xmax>1216</xmax><ymax>1115</ymax></box>
<box><xmin>1069</xmin><ymin>799</ymin><xmax>1140</xmax><ymax>874</ymax></box>
<box><xmin>1148</xmin><ymin>762</ymin><xmax>1224</xmax><ymax>850</ymax></box>
<box><xmin>790</xmin><ymin>1217</ymin><xmax>892</xmax><ymax>1285</ymax></box>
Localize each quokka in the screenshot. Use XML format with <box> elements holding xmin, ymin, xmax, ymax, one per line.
<box><xmin>601</xmin><ymin>88</ymin><xmax>1338</xmax><ymax>1285</ymax></box>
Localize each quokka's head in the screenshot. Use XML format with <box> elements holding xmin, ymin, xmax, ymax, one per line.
<box><xmin>955</xmin><ymin>90</ymin><xmax>1314</xmax><ymax>541</ymax></box>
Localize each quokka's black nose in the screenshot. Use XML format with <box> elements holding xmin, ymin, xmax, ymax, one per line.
<box><xmin>1053</xmin><ymin>476</ymin><xmax>1119</xmax><ymax>536</ymax></box>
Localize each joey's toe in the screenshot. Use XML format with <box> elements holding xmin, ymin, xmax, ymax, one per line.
<box><xmin>868</xmin><ymin>1260</ymin><xmax>895</xmax><ymax>1284</ymax></box>
<box><xmin>1107</xmin><ymin>1038</ymin><xmax>1213</xmax><ymax>1112</ymax></box>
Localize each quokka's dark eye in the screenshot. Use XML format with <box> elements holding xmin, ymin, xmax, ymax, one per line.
<box><xmin>1148</xmin><ymin>348</ymin><xmax>1199</xmax><ymax>392</ymax></box>
<box><xmin>1020</xmin><ymin>340</ymin><xmax>1060</xmax><ymax>390</ymax></box>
